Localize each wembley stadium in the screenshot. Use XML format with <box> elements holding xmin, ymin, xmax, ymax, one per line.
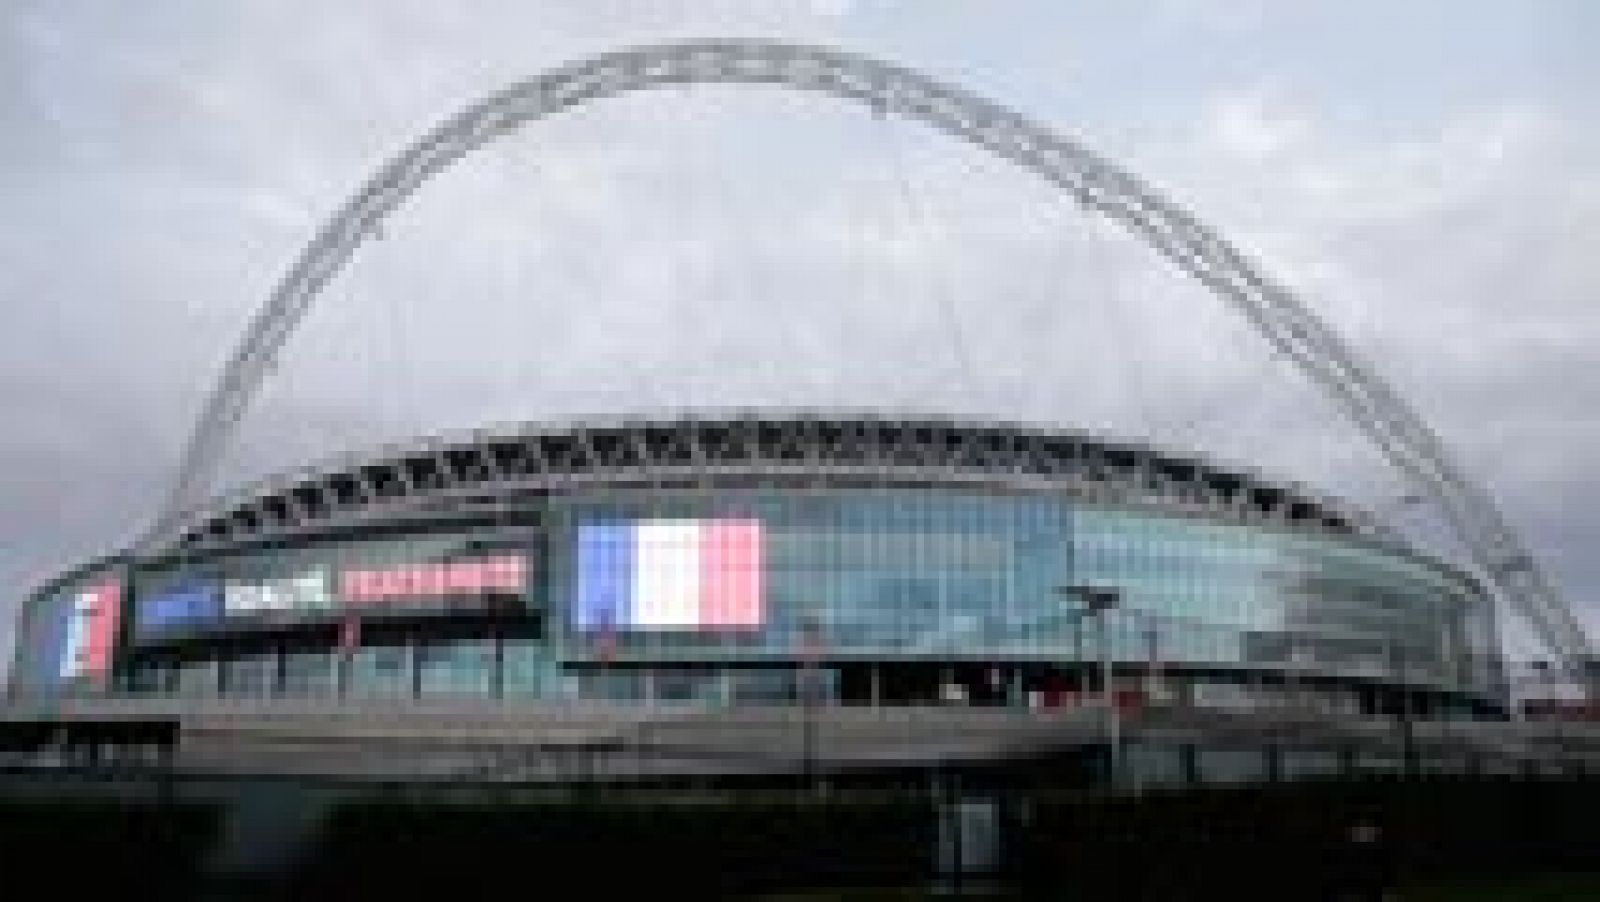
<box><xmin>4</xmin><ymin>39</ymin><xmax>1599</xmax><ymax>894</ymax></box>
<box><xmin>5</xmin><ymin>41</ymin><xmax>1591</xmax><ymax>790</ymax></box>
<box><xmin>11</xmin><ymin>412</ymin><xmax>1508</xmax><ymax>726</ymax></box>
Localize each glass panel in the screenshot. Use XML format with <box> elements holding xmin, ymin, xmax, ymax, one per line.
<box><xmin>1195</xmin><ymin>747</ymin><xmax>1267</xmax><ymax>785</ymax></box>
<box><xmin>128</xmin><ymin>661</ymin><xmax>175</xmax><ymax>695</ymax></box>
<box><xmin>1280</xmin><ymin>748</ymin><xmax>1344</xmax><ymax>779</ymax></box>
<box><xmin>281</xmin><ymin>650</ymin><xmax>336</xmax><ymax>696</ymax></box>
<box><xmin>574</xmin><ymin>666</ymin><xmax>644</xmax><ymax>702</ymax></box>
<box><xmin>728</xmin><ymin>668</ymin><xmax>797</xmax><ymax>704</ymax></box>
<box><xmin>1126</xmin><ymin>742</ymin><xmax>1188</xmax><ymax>787</ymax></box>
<box><xmin>501</xmin><ymin>639</ymin><xmax>556</xmax><ymax>698</ymax></box>
<box><xmin>654</xmin><ymin>667</ymin><xmax>718</xmax><ymax>704</ymax></box>
<box><xmin>417</xmin><ymin>638</ymin><xmax>492</xmax><ymax>696</ymax></box>
<box><xmin>221</xmin><ymin>652</ymin><xmax>279</xmax><ymax>696</ymax></box>
<box><xmin>175</xmin><ymin>659</ymin><xmax>218</xmax><ymax>696</ymax></box>
<box><xmin>350</xmin><ymin>644</ymin><xmax>414</xmax><ymax>698</ymax></box>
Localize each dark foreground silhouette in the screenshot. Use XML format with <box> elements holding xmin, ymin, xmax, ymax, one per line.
<box><xmin>2</xmin><ymin>774</ymin><xmax>1596</xmax><ymax>899</ymax></box>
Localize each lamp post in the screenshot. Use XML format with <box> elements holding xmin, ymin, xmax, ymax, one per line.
<box><xmin>798</xmin><ymin>614</ymin><xmax>823</xmax><ymax>790</ymax></box>
<box><xmin>1143</xmin><ymin>622</ymin><xmax>1162</xmax><ymax>704</ymax></box>
<box><xmin>1389</xmin><ymin>642</ymin><xmax>1417</xmax><ymax>776</ymax></box>
<box><xmin>1056</xmin><ymin>585</ymin><xmax>1122</xmax><ymax>788</ymax></box>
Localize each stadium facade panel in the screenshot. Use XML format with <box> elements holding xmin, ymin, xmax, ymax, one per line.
<box><xmin>8</xmin><ymin>415</ymin><xmax>1507</xmax><ymax>717</ymax></box>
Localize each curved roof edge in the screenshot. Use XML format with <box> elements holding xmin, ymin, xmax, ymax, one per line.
<box><xmin>162</xmin><ymin>411</ymin><xmax>1393</xmax><ymax>553</ymax></box>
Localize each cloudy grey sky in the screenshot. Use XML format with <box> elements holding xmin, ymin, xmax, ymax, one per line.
<box><xmin>3</xmin><ymin>1</ymin><xmax>1596</xmax><ymax>671</ymax></box>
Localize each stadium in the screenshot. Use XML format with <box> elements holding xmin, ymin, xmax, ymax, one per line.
<box><xmin>4</xmin><ymin>37</ymin><xmax>1591</xmax><ymax>780</ymax></box>
<box><xmin>3</xmin><ymin>39</ymin><xmax>1597</xmax><ymax>894</ymax></box>
<box><xmin>13</xmin><ymin>412</ymin><xmax>1506</xmax><ymax>724</ymax></box>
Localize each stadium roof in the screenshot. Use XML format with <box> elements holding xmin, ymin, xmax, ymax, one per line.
<box><xmin>162</xmin><ymin>412</ymin><xmax>1389</xmax><ymax>556</ymax></box>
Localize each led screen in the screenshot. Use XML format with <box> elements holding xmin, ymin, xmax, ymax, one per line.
<box><xmin>138</xmin><ymin>582</ymin><xmax>222</xmax><ymax>632</ymax></box>
<box><xmin>224</xmin><ymin>571</ymin><xmax>332</xmax><ymax>615</ymax></box>
<box><xmin>55</xmin><ymin>581</ymin><xmax>122</xmax><ymax>681</ymax></box>
<box><xmin>574</xmin><ymin>519</ymin><xmax>762</xmax><ymax>632</ymax></box>
<box><xmin>339</xmin><ymin>554</ymin><xmax>526</xmax><ymax>604</ymax></box>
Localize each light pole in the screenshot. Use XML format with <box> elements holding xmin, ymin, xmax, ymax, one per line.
<box><xmin>1057</xmin><ymin>585</ymin><xmax>1122</xmax><ymax>788</ymax></box>
<box><xmin>798</xmin><ymin>614</ymin><xmax>823</xmax><ymax>791</ymax></box>
<box><xmin>1142</xmin><ymin>621</ymin><xmax>1162</xmax><ymax>703</ymax></box>
<box><xmin>1389</xmin><ymin>642</ymin><xmax>1417</xmax><ymax>776</ymax></box>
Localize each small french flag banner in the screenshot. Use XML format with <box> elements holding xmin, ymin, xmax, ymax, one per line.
<box><xmin>574</xmin><ymin>518</ymin><xmax>763</xmax><ymax>632</ymax></box>
<box><xmin>57</xmin><ymin>581</ymin><xmax>121</xmax><ymax>681</ymax></box>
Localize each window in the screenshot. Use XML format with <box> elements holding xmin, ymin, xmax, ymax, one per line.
<box><xmin>281</xmin><ymin>650</ymin><xmax>336</xmax><ymax>696</ymax></box>
<box><xmin>502</xmin><ymin>639</ymin><xmax>554</xmax><ymax>697</ymax></box>
<box><xmin>129</xmin><ymin>661</ymin><xmax>175</xmax><ymax>695</ymax></box>
<box><xmin>417</xmin><ymin>637</ymin><xmax>492</xmax><ymax>696</ymax></box>
<box><xmin>654</xmin><ymin>667</ymin><xmax>718</xmax><ymax>703</ymax></box>
<box><xmin>1195</xmin><ymin>747</ymin><xmax>1267</xmax><ymax>784</ymax></box>
<box><xmin>222</xmin><ymin>652</ymin><xmax>279</xmax><ymax>696</ymax></box>
<box><xmin>175</xmin><ymin>658</ymin><xmax>218</xmax><ymax>696</ymax></box>
<box><xmin>351</xmin><ymin>644</ymin><xmax>413</xmax><ymax>698</ymax></box>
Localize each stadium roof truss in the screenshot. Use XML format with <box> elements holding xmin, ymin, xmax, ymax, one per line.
<box><xmin>165</xmin><ymin>414</ymin><xmax>1372</xmax><ymax>554</ymax></box>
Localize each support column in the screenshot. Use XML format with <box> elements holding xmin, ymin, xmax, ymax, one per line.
<box><xmin>491</xmin><ymin>628</ymin><xmax>505</xmax><ymax>700</ymax></box>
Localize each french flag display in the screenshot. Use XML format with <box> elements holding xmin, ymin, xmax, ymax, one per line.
<box><xmin>56</xmin><ymin>581</ymin><xmax>122</xmax><ymax>681</ymax></box>
<box><xmin>574</xmin><ymin>519</ymin><xmax>763</xmax><ymax>631</ymax></box>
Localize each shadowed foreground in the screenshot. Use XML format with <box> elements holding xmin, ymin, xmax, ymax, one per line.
<box><xmin>2</xmin><ymin>774</ymin><xmax>1597</xmax><ymax>898</ymax></box>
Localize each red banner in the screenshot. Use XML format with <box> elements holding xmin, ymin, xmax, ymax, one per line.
<box><xmin>340</xmin><ymin>555</ymin><xmax>526</xmax><ymax>604</ymax></box>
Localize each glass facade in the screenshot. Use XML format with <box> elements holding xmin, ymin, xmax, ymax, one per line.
<box><xmin>17</xmin><ymin>484</ymin><xmax>1502</xmax><ymax>715</ymax></box>
<box><xmin>552</xmin><ymin>488</ymin><xmax>1491</xmax><ymax>693</ymax></box>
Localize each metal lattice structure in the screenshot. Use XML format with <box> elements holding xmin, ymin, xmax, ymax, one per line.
<box><xmin>145</xmin><ymin>40</ymin><xmax>1593</xmax><ymax>669</ymax></box>
<box><xmin>163</xmin><ymin>413</ymin><xmax>1378</xmax><ymax>553</ymax></box>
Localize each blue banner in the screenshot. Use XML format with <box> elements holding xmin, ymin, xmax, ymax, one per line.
<box><xmin>138</xmin><ymin>581</ymin><xmax>222</xmax><ymax>631</ymax></box>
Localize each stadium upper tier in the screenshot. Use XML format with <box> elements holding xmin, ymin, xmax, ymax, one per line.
<box><xmin>167</xmin><ymin>413</ymin><xmax>1381</xmax><ymax>555</ymax></box>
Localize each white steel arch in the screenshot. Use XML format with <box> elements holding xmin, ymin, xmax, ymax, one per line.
<box><xmin>147</xmin><ymin>39</ymin><xmax>1593</xmax><ymax>668</ymax></box>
